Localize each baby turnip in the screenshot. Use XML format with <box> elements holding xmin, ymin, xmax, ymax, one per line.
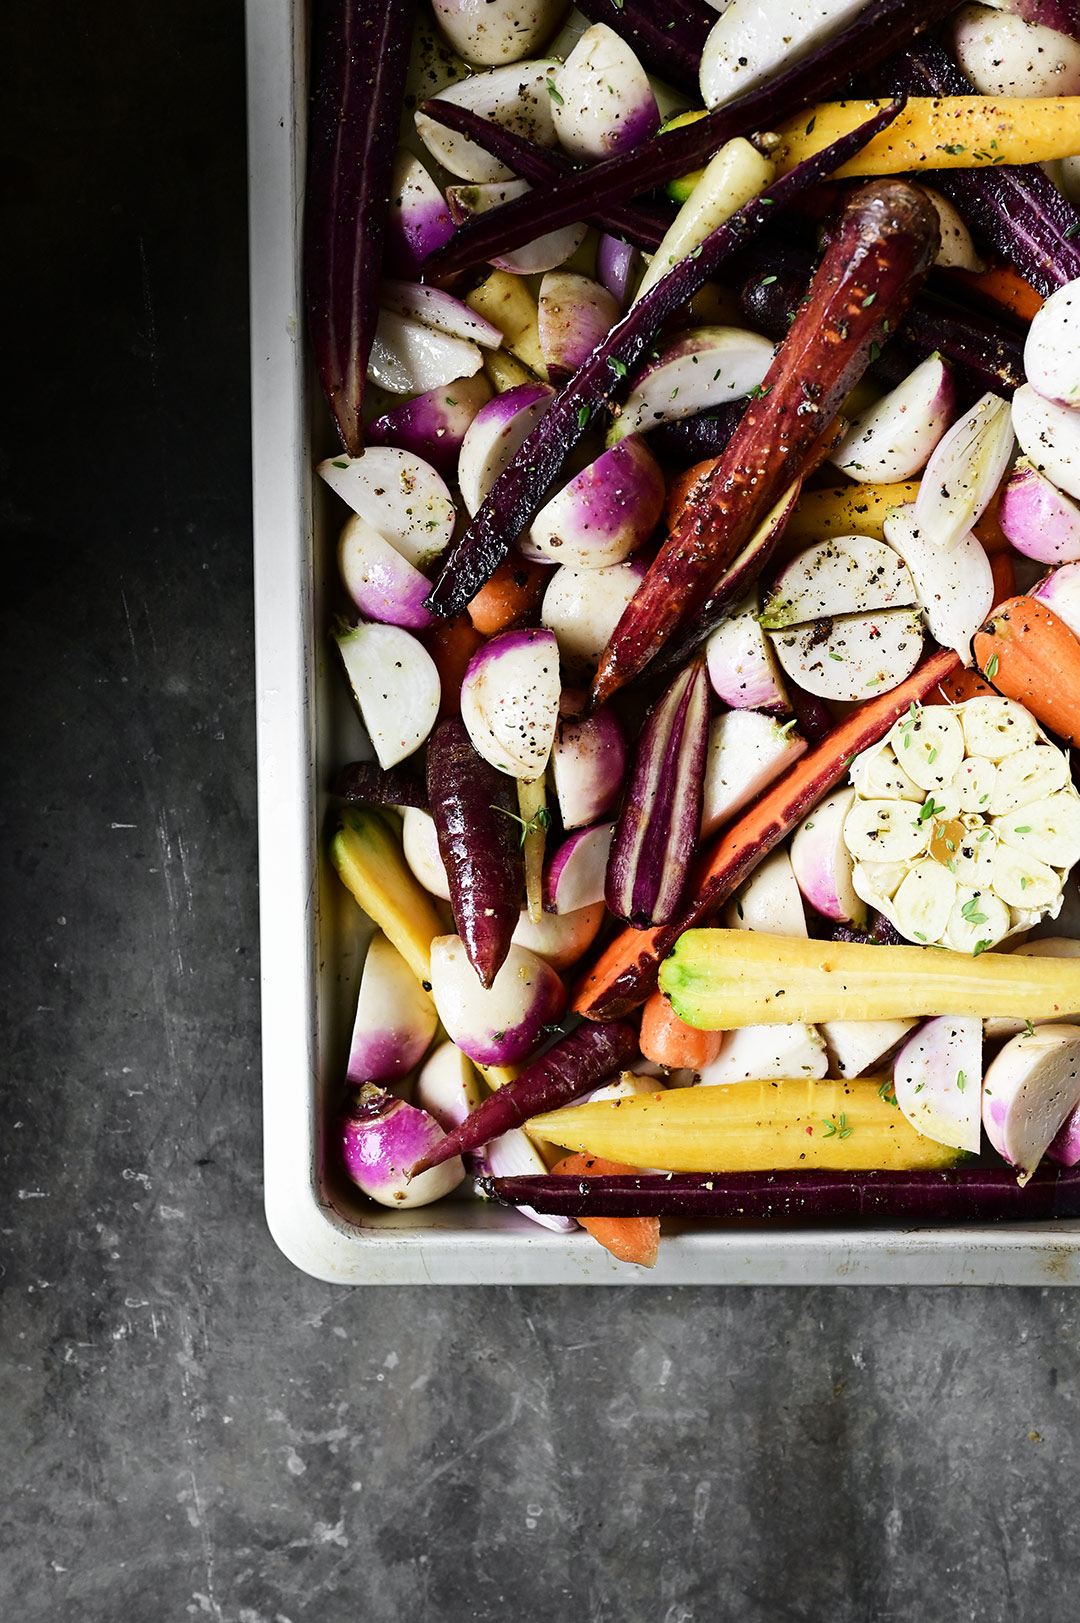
<box><xmin>700</xmin><ymin>710</ymin><xmax>808</xmax><ymax>837</ymax></box>
<box><xmin>346</xmin><ymin>932</ymin><xmax>439</xmax><ymax>1084</ymax></box>
<box><xmin>1033</xmin><ymin>560</ymin><xmax>1080</xmax><ymax>637</ymax></box>
<box><xmin>882</xmin><ymin>504</ymin><xmax>994</xmax><ymax>662</ymax></box>
<box><xmin>368</xmin><ymin>308</ymin><xmax>484</xmax><ymax>396</ymax></box>
<box><xmin>893</xmin><ymin>1016</ymin><xmax>984</xmax><ymax>1153</ymax></box>
<box><xmin>608</xmin><ymin>326</ymin><xmax>774</xmax><ymax>443</ymax></box>
<box><xmin>982</xmin><ymin>1024</ymin><xmax>1080</xmax><ymax>1183</ymax></box>
<box><xmin>457</xmin><ymin>381</ymin><xmax>555</xmax><ymax>516</ymax></box>
<box><xmin>341</xmin><ymin>1084</ymin><xmax>465</xmax><ymax>1207</ymax></box>
<box><xmin>428</xmin><ymin>935</ymin><xmax>567</xmax><ymax>1066</ymax></box>
<box><xmin>432</xmin><ymin>0</ymin><xmax>570</xmax><ymax>68</ymax></box>
<box><xmin>952</xmin><ymin>3</ymin><xmax>1080</xmax><ymax>96</ymax></box>
<box><xmin>460</xmin><ymin>627</ymin><xmax>561</xmax><ymax>779</ymax></box>
<box><xmin>511</xmin><ymin>901</ymin><xmax>605</xmax><ymax>970</ymax></box>
<box><xmin>698</xmin><ymin>1023</ymin><xmax>828</xmax><ymax>1084</ymax></box>
<box><xmin>1023</xmin><ymin>277</ymin><xmax>1080</xmax><ymax>410</ymax></box>
<box><xmin>318</xmin><ymin>446</ymin><xmax>457</xmax><ymax>570</ymax></box>
<box><xmin>541</xmin><ymin>558</ymin><xmax>647</xmax><ymax>675</ymax></box>
<box><xmin>544</xmin><ymin>823</ymin><xmax>616</xmax><ymax>914</ymax></box>
<box><xmin>790</xmin><ymin>788</ymin><xmax>866</xmax><ymax>926</ymax></box>
<box><xmin>384</xmin><ymin>148</ymin><xmax>455</xmax><ymax>280</ymax></box>
<box><xmin>523</xmin><ymin>436</ymin><xmax>665</xmax><ymax>568</ymax></box>
<box><xmin>704</xmin><ymin>592</ymin><xmax>790</xmax><ymax>714</ymax></box>
<box><xmin>538</xmin><ymin>272</ymin><xmax>622</xmax><ymax>384</ymax></box>
<box><xmin>550</xmin><ymin>23</ymin><xmax>659</xmax><ymax>159</ymax></box>
<box><xmin>401</xmin><ymin>807</ymin><xmax>451</xmax><ymax>900</ymax></box>
<box><xmin>914</xmin><ymin>392</ymin><xmax>1016</xmax><ymax>549</ymax></box>
<box><xmin>999</xmin><ymin>461</ymin><xmax>1080</xmax><ymax>564</ymax></box>
<box><xmin>368</xmin><ymin>373</ymin><xmax>493</xmax><ymax>479</ymax></box>
<box><xmin>723</xmin><ymin>846</ymin><xmax>808</xmax><ymax>937</ymax></box>
<box><xmin>1013</xmin><ymin>383</ymin><xmax>1080</xmax><ymax>500</ymax></box>
<box><xmin>550</xmin><ymin>705</ymin><xmax>626</xmax><ymax>829</ymax></box>
<box><xmin>334</xmin><ymin>623</ymin><xmax>440</xmax><ymax>770</ymax></box>
<box><xmin>831</xmin><ymin>354</ymin><xmax>955</xmax><ymax>483</ymax></box>
<box><xmin>414</xmin><ymin>1040</ymin><xmax>486</xmax><ymax>1132</ymax></box>
<box><xmin>447</xmin><ymin>178</ymin><xmax>587</xmax><ymax>275</ymax></box>
<box><xmin>414</xmin><ymin>60</ymin><xmax>561</xmax><ymax>182</ymax></box>
<box><xmin>337</xmin><ymin>515</ymin><xmax>437</xmax><ymax>631</ymax></box>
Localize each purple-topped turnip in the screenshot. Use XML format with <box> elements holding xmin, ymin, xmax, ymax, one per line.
<box><xmin>428</xmin><ymin>934</ymin><xmax>566</xmax><ymax>1065</ymax></box>
<box><xmin>982</xmin><ymin>1025</ymin><xmax>1080</xmax><ymax>1183</ymax></box>
<box><xmin>337</xmin><ymin>515</ymin><xmax>437</xmax><ymax>631</ymax></box>
<box><xmin>820</xmin><ymin>1018</ymin><xmax>918</xmax><ymax>1080</ymax></box>
<box><xmin>447</xmin><ymin>179</ymin><xmax>587</xmax><ymax>275</ymax></box>
<box><xmin>414</xmin><ymin>1040</ymin><xmax>486</xmax><ymax>1132</ymax></box>
<box><xmin>541</xmin><ymin>558</ymin><xmax>647</xmax><ymax>675</ymax></box>
<box><xmin>701</xmin><ymin>710</ymin><xmax>807</xmax><ymax>837</ymax></box>
<box><xmin>341</xmin><ymin>1084</ymin><xmax>465</xmax><ymax>1207</ymax></box>
<box><xmin>335</xmin><ymin>623</ymin><xmax>440</xmax><ymax>769</ymax></box>
<box><xmin>368</xmin><ymin>309</ymin><xmax>484</xmax><ymax>396</ymax></box>
<box><xmin>550</xmin><ymin>23</ymin><xmax>659</xmax><ymax>159</ymax></box>
<box><xmin>1033</xmin><ymin>560</ymin><xmax>1080</xmax><ymax>636</ymax></box>
<box><xmin>789</xmin><ymin>788</ymin><xmax>866</xmax><ymax>926</ymax></box>
<box><xmin>414</xmin><ymin>60</ymin><xmax>561</xmax><ymax>181</ymax></box>
<box><xmin>538</xmin><ymin>272</ymin><xmax>623</xmax><ymax>384</ymax></box>
<box><xmin>318</xmin><ymin>446</ymin><xmax>457</xmax><ymax>570</ymax></box>
<box><xmin>1000</xmin><ymin>461</ymin><xmax>1080</xmax><ymax>564</ymax></box>
<box><xmin>511</xmin><ymin>901</ymin><xmax>606</xmax><ymax>970</ymax></box>
<box><xmin>368</xmin><ymin>373</ymin><xmax>493</xmax><ymax>478</ymax></box>
<box><xmin>384</xmin><ymin>148</ymin><xmax>455</xmax><ymax>280</ymax></box>
<box><xmin>831</xmin><ymin>354</ymin><xmax>955</xmax><ymax>482</ymax></box>
<box><xmin>893</xmin><ymin>1016</ymin><xmax>984</xmax><ymax>1153</ymax></box>
<box><xmin>460</xmin><ymin>628</ymin><xmax>561</xmax><ymax>779</ymax></box>
<box><xmin>477</xmin><ymin>1130</ymin><xmax>579</xmax><ymax>1232</ymax></box>
<box><xmin>951</xmin><ymin>3</ymin><xmax>1080</xmax><ymax>95</ymax></box>
<box><xmin>913</xmin><ymin>391</ymin><xmax>1015</xmax><ymax>548</ymax></box>
<box><xmin>608</xmin><ymin>325</ymin><xmax>774</xmax><ymax>443</ymax></box>
<box><xmin>544</xmin><ymin>823</ymin><xmax>617</xmax><ymax>914</ymax></box>
<box><xmin>457</xmin><ymin>382</ymin><xmax>556</xmax><ymax>516</ymax></box>
<box><xmin>596</xmin><ymin>233</ymin><xmax>638</xmax><ymax>309</ymax></box>
<box><xmin>722</xmin><ymin>846</ymin><xmax>808</xmax><ymax>938</ymax></box>
<box><xmin>401</xmin><ymin>807</ymin><xmax>451</xmax><ymax>901</ymax></box>
<box><xmin>1023</xmin><ymin>277</ymin><xmax>1080</xmax><ymax>411</ymax></box>
<box><xmin>522</xmin><ymin>436</ymin><xmax>665</xmax><ymax>568</ymax></box>
<box><xmin>346</xmin><ymin>932</ymin><xmax>439</xmax><ymax>1084</ymax></box>
<box><xmin>551</xmin><ymin>705</ymin><xmax>627</xmax><ymax>829</ymax></box>
<box><xmin>698</xmin><ymin>0</ymin><xmax>870</xmax><ymax>110</ymax></box>
<box><xmin>380</xmin><ymin>280</ymin><xmax>503</xmax><ymax>350</ymax></box>
<box><xmin>883</xmin><ymin>505</ymin><xmax>994</xmax><ymax>662</ymax></box>
<box><xmin>704</xmin><ymin>592</ymin><xmax>790</xmax><ymax>714</ymax></box>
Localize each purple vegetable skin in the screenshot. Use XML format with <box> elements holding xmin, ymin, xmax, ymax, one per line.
<box><xmin>335</xmin><ymin>759</ymin><xmax>429</xmax><ymax>811</ymax></box>
<box><xmin>305</xmin><ymin>0</ymin><xmax>416</xmax><ymax>453</ymax></box>
<box><xmin>649</xmin><ymin>403</ymin><xmax>745</xmax><ymax>466</ymax></box>
<box><xmin>367</xmin><ymin>374</ymin><xmax>492</xmax><ymax>479</ymax></box>
<box><xmin>424</xmin><ymin>102</ymin><xmax>907</xmax><ymax>620</ymax></box>
<box><xmin>426</xmin><ymin>718</ymin><xmax>524</xmax><ymax>989</ymax></box>
<box><xmin>420</xmin><ymin>0</ymin><xmax>956</xmax><ymax>281</ymax></box>
<box><xmin>480</xmin><ymin>1165</ymin><xmax>1080</xmax><ymax>1220</ymax></box>
<box><xmin>409</xmin><ymin>1019</ymin><xmax>639</xmax><ymax>1175</ymax></box>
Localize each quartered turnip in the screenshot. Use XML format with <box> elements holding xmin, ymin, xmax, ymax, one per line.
<box><xmin>431</xmin><ymin>0</ymin><xmax>570</xmax><ymax>67</ymax></box>
<box><xmin>447</xmin><ymin>178</ymin><xmax>587</xmax><ymax>275</ymax></box>
<box><xmin>982</xmin><ymin>1024</ymin><xmax>1080</xmax><ymax>1183</ymax></box>
<box><xmin>892</xmin><ymin>1015</ymin><xmax>984</xmax><ymax>1152</ymax></box>
<box><xmin>607</xmin><ymin>325</ymin><xmax>774</xmax><ymax>443</ymax></box>
<box><xmin>952</xmin><ymin>3</ymin><xmax>1080</xmax><ymax>96</ymax></box>
<box><xmin>346</xmin><ymin>932</ymin><xmax>439</xmax><ymax>1083</ymax></box>
<box><xmin>921</xmin><ymin>186</ymin><xmax>985</xmax><ymax>272</ymax></box>
<box><xmin>337</xmin><ymin>514</ymin><xmax>437</xmax><ymax>630</ymax></box>
<box><xmin>401</xmin><ymin>806</ymin><xmax>452</xmax><ymax>900</ymax></box>
<box><xmin>831</xmin><ymin>354</ymin><xmax>955</xmax><ymax>482</ymax></box>
<box><xmin>460</xmin><ymin>627</ymin><xmax>561</xmax><ymax>779</ymax></box>
<box><xmin>457</xmin><ymin>381</ymin><xmax>555</xmax><ymax>516</ymax></box>
<box><xmin>819</xmin><ymin>1017</ymin><xmax>918</xmax><ymax>1079</ymax></box>
<box><xmin>790</xmin><ymin>787</ymin><xmax>866</xmax><ymax>925</ymax></box>
<box><xmin>1023</xmin><ymin>276</ymin><xmax>1080</xmax><ymax>410</ymax></box>
<box><xmin>476</xmin><ymin>1128</ymin><xmax>579</xmax><ymax>1232</ymax></box>
<box><xmin>368</xmin><ymin>372</ymin><xmax>493</xmax><ymax>479</ymax></box>
<box><xmin>914</xmin><ymin>391</ymin><xmax>1015</xmax><ymax>549</ymax></box>
<box><xmin>522</xmin><ymin>436</ymin><xmax>665</xmax><ymax>568</ymax></box>
<box><xmin>335</xmin><ymin>622</ymin><xmax>440</xmax><ymax>769</ymax></box>
<box><xmin>768</xmin><ymin>606</ymin><xmax>925</xmax><ymax>703</ymax></box>
<box><xmin>380</xmin><ymin>280</ymin><xmax>503</xmax><ymax>350</ymax></box>
<box><xmin>1033</xmin><ymin>560</ymin><xmax>1080</xmax><ymax>636</ymax></box>
<box><xmin>698</xmin><ymin>1022</ymin><xmax>829</xmax><ymax>1084</ymax></box>
<box><xmin>704</xmin><ymin>591</ymin><xmax>790</xmax><ymax>714</ymax></box>
<box><xmin>550</xmin><ymin>705</ymin><xmax>626</xmax><ymax>829</ymax></box>
<box><xmin>317</xmin><ymin>446</ymin><xmax>457</xmax><ymax>570</ymax></box>
<box><xmin>550</xmin><ymin>23</ymin><xmax>660</xmax><ymax>159</ymax></box>
<box><xmin>511</xmin><ymin>900</ymin><xmax>606</xmax><ymax>969</ymax></box>
<box><xmin>1013</xmin><ymin>383</ymin><xmax>1080</xmax><ymax>500</ymax></box>
<box><xmin>882</xmin><ymin>504</ymin><xmax>994</xmax><ymax>661</ymax></box>
<box><xmin>701</xmin><ymin>709</ymin><xmax>808</xmax><ymax>837</ymax></box>
<box><xmin>596</xmin><ymin>232</ymin><xmax>638</xmax><ymax>310</ymax></box>
<box><xmin>698</xmin><ymin>0</ymin><xmax>869</xmax><ymax>109</ymax></box>
<box><xmin>428</xmin><ymin>934</ymin><xmax>566</xmax><ymax>1065</ymax></box>
<box><xmin>541</xmin><ymin>558</ymin><xmax>647</xmax><ymax>674</ymax></box>
<box><xmin>414</xmin><ymin>60</ymin><xmax>561</xmax><ymax>182</ymax></box>
<box><xmin>384</xmin><ymin>148</ymin><xmax>455</xmax><ymax>280</ymax></box>
<box><xmin>414</xmin><ymin>1039</ymin><xmax>486</xmax><ymax>1132</ymax></box>
<box><xmin>341</xmin><ymin>1084</ymin><xmax>465</xmax><ymax>1207</ymax></box>
<box><xmin>999</xmin><ymin>461</ymin><xmax>1080</xmax><ymax>564</ymax></box>
<box><xmin>722</xmin><ymin>846</ymin><xmax>808</xmax><ymax>937</ymax></box>
<box><xmin>538</xmin><ymin>272</ymin><xmax>622</xmax><ymax>384</ymax></box>
<box><xmin>543</xmin><ymin>822</ymin><xmax>616</xmax><ymax>913</ymax></box>
<box><xmin>368</xmin><ymin>308</ymin><xmax>484</xmax><ymax>395</ymax></box>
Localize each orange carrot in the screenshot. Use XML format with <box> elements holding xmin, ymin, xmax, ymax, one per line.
<box><xmin>989</xmin><ymin>548</ymin><xmax>1016</xmax><ymax>611</ymax></box>
<box><xmin>639</xmin><ymin>990</ymin><xmax>723</xmax><ymax>1070</ymax></box>
<box><xmin>573</xmin><ymin>647</ymin><xmax>960</xmax><ymax>1020</ymax></box>
<box><xmin>924</xmin><ymin>665</ymin><xmax>997</xmax><ymax>707</ymax></box>
<box><xmin>550</xmin><ymin>1153</ymin><xmax>660</xmax><ymax>1267</ymax></box>
<box><xmin>973</xmin><ymin>492</ymin><xmax>1012</xmax><ymax>555</ymax></box>
<box><xmin>973</xmin><ymin>595</ymin><xmax>1080</xmax><ymax>746</ymax></box>
<box><xmin>946</xmin><ymin>263</ymin><xmax>1044</xmax><ymax>325</ymax></box>
<box><xmin>423</xmin><ymin>615</ymin><xmax>486</xmax><ymax>719</ymax></box>
<box><xmin>467</xmin><ymin>553</ymin><xmax>548</xmax><ymax>636</ymax></box>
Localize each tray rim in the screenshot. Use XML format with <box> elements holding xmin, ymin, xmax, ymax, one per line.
<box><xmin>246</xmin><ymin>0</ymin><xmax>1080</xmax><ymax>1284</ymax></box>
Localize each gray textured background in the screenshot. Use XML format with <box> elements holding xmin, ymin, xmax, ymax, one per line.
<box><xmin>3</xmin><ymin>4</ymin><xmax>1078</xmax><ymax>1619</ymax></box>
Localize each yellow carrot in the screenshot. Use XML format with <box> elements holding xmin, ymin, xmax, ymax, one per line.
<box><xmin>783</xmin><ymin>481</ymin><xmax>920</xmax><ymax>544</ymax></box>
<box><xmin>773</xmin><ymin>98</ymin><xmax>1080</xmax><ymax>178</ymax></box>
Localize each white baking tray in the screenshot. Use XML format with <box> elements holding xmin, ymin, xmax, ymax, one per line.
<box><xmin>246</xmin><ymin>0</ymin><xmax>1080</xmax><ymax>1283</ymax></box>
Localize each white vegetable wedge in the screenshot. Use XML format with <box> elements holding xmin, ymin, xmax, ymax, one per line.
<box><xmin>999</xmin><ymin>461</ymin><xmax>1080</xmax><ymax>564</ymax></box>
<box><xmin>609</xmin><ymin>325</ymin><xmax>774</xmax><ymax>442</ymax></box>
<box><xmin>723</xmin><ymin>846</ymin><xmax>808</xmax><ymax>937</ymax></box>
<box><xmin>346</xmin><ymin>933</ymin><xmax>439</xmax><ymax>1084</ymax></box>
<box><xmin>337</xmin><ymin>514</ymin><xmax>437</xmax><ymax>631</ymax></box>
<box><xmin>543</xmin><ymin>823</ymin><xmax>616</xmax><ymax>913</ymax></box>
<box><xmin>460</xmin><ymin>627</ymin><xmax>561</xmax><ymax>779</ymax></box>
<box><xmin>700</xmin><ymin>710</ymin><xmax>807</xmax><ymax>837</ymax></box>
<box><xmin>832</xmin><ymin>356</ymin><xmax>956</xmax><ymax>482</ymax></box>
<box><xmin>368</xmin><ymin>308</ymin><xmax>484</xmax><ymax>395</ymax></box>
<box><xmin>401</xmin><ymin>807</ymin><xmax>451</xmax><ymax>900</ymax></box>
<box><xmin>335</xmin><ymin>623</ymin><xmax>440</xmax><ymax>770</ymax></box>
<box><xmin>633</xmin><ymin>138</ymin><xmax>775</xmax><ymax>303</ymax></box>
<box><xmin>523</xmin><ymin>436</ymin><xmax>665</xmax><ymax>568</ymax></box>
<box><xmin>538</xmin><ymin>272</ymin><xmax>621</xmax><ymax>384</ymax></box>
<box><xmin>551</xmin><ymin>23</ymin><xmax>659</xmax><ymax>158</ymax></box>
<box><xmin>820</xmin><ymin>1018</ymin><xmax>918</xmax><ymax>1079</ymax></box>
<box><xmin>882</xmin><ymin>505</ymin><xmax>994</xmax><ymax>661</ymax></box>
<box><xmin>428</xmin><ymin>935</ymin><xmax>566</xmax><ymax>1066</ymax></box>
<box><xmin>510</xmin><ymin>900</ymin><xmax>605</xmax><ymax>969</ymax></box>
<box><xmin>704</xmin><ymin>592</ymin><xmax>790</xmax><ymax>714</ymax></box>
<box><xmin>699</xmin><ymin>0</ymin><xmax>867</xmax><ymax>109</ymax></box>
<box><xmin>431</xmin><ymin>0</ymin><xmax>569</xmax><ymax>67</ymax></box>
<box><xmin>414</xmin><ymin>60</ymin><xmax>561</xmax><ymax>182</ymax></box>
<box><xmin>550</xmin><ymin>705</ymin><xmax>626</xmax><ymax>829</ymax></box>
<box><xmin>480</xmin><ymin>1129</ymin><xmax>578</xmax><ymax>1233</ymax></box>
<box><xmin>448</xmin><ymin>178</ymin><xmax>587</xmax><ymax>275</ymax></box>
<box><xmin>982</xmin><ymin>1024</ymin><xmax>1080</xmax><ymax>1183</ymax></box>
<box><xmin>893</xmin><ymin>1016</ymin><xmax>983</xmax><ymax>1153</ymax></box>
<box><xmin>922</xmin><ymin>186</ymin><xmax>985</xmax><ymax>272</ymax></box>
<box><xmin>541</xmin><ymin>558</ymin><xmax>647</xmax><ymax>674</ymax></box>
<box><xmin>768</xmin><ymin>606</ymin><xmax>924</xmax><ymax>702</ymax></box>
<box><xmin>1012</xmin><ymin>383</ymin><xmax>1080</xmax><ymax>500</ymax></box>
<box><xmin>913</xmin><ymin>391</ymin><xmax>1015</xmax><ymax>549</ymax></box>
<box><xmin>698</xmin><ymin>1022</ymin><xmax>829</xmax><ymax>1084</ymax></box>
<box><xmin>457</xmin><ymin>381</ymin><xmax>556</xmax><ymax>516</ymax></box>
<box><xmin>790</xmin><ymin>788</ymin><xmax>866</xmax><ymax>925</ymax></box>
<box><xmin>761</xmin><ymin>535</ymin><xmax>917</xmax><ymax>629</ymax></box>
<box><xmin>414</xmin><ymin>1040</ymin><xmax>486</xmax><ymax>1132</ymax></box>
<box><xmin>317</xmin><ymin>447</ymin><xmax>457</xmax><ymax>570</ymax></box>
<box><xmin>380</xmin><ymin>280</ymin><xmax>503</xmax><ymax>349</ymax></box>
<box><xmin>952</xmin><ymin>3</ymin><xmax>1080</xmax><ymax>97</ymax></box>
<box><xmin>1024</xmin><ymin>276</ymin><xmax>1080</xmax><ymax>409</ymax></box>
<box><xmin>1033</xmin><ymin>560</ymin><xmax>1080</xmax><ymax>637</ymax></box>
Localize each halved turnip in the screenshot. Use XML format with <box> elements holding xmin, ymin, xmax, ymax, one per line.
<box><xmin>982</xmin><ymin>1024</ymin><xmax>1080</xmax><ymax>1183</ymax></box>
<box><xmin>335</xmin><ymin>623</ymin><xmax>441</xmax><ymax>769</ymax></box>
<box><xmin>1013</xmin><ymin>383</ymin><xmax>1080</xmax><ymax>500</ymax></box>
<box><xmin>368</xmin><ymin>309</ymin><xmax>484</xmax><ymax>396</ymax></box>
<box><xmin>768</xmin><ymin>607</ymin><xmax>925</xmax><ymax>703</ymax></box>
<box><xmin>892</xmin><ymin>1015</ymin><xmax>984</xmax><ymax>1153</ymax></box>
<box><xmin>698</xmin><ymin>1022</ymin><xmax>829</xmax><ymax>1084</ymax></box>
<box><xmin>457</xmin><ymin>381</ymin><xmax>556</xmax><ymax>517</ymax></box>
<box><xmin>633</xmin><ymin>137</ymin><xmax>775</xmax><ymax>305</ymax></box>
<box><xmin>723</xmin><ymin>845</ymin><xmax>808</xmax><ymax>937</ymax></box>
<box><xmin>522</xmin><ymin>435</ymin><xmax>665</xmax><ymax>568</ymax></box>
<box><xmin>922</xmin><ymin>186</ymin><xmax>985</xmax><ymax>273</ymax></box>
<box><xmin>699</xmin><ymin>0</ymin><xmax>868</xmax><ymax>109</ymax></box>
<box><xmin>541</xmin><ymin>557</ymin><xmax>647</xmax><ymax>675</ymax></box>
<box><xmin>337</xmin><ymin>515</ymin><xmax>437</xmax><ymax>631</ymax></box>
<box><xmin>881</xmin><ymin>504</ymin><xmax>995</xmax><ymax>661</ymax></box>
<box><xmin>538</xmin><ymin>271</ymin><xmax>622</xmax><ymax>385</ymax></box>
<box><xmin>414</xmin><ymin>59</ymin><xmax>561</xmax><ymax>182</ymax></box>
<box><xmin>511</xmin><ymin>900</ymin><xmax>605</xmax><ymax>969</ymax></box>
<box><xmin>401</xmin><ymin>806</ymin><xmax>452</xmax><ymax>900</ymax></box>
<box><xmin>1024</xmin><ymin>276</ymin><xmax>1080</xmax><ymax>411</ymax></box>
<box><xmin>831</xmin><ymin>355</ymin><xmax>956</xmax><ymax>483</ymax></box>
<box><xmin>428</xmin><ymin>934</ymin><xmax>566</xmax><ymax>1066</ymax></box>
<box><xmin>952</xmin><ymin>3</ymin><xmax>1080</xmax><ymax>96</ymax></box>
<box><xmin>317</xmin><ymin>446</ymin><xmax>457</xmax><ymax>570</ymax></box>
<box><xmin>596</xmin><ymin>232</ymin><xmax>637</xmax><ymax>310</ymax></box>
<box><xmin>460</xmin><ymin>627</ymin><xmax>561</xmax><ymax>779</ymax></box>
<box><xmin>820</xmin><ymin>1018</ymin><xmax>918</xmax><ymax>1079</ymax></box>
<box><xmin>700</xmin><ymin>710</ymin><xmax>808</xmax><ymax>837</ymax></box>
<box><xmin>543</xmin><ymin>822</ymin><xmax>616</xmax><ymax>913</ymax></box>
<box><xmin>608</xmin><ymin>325</ymin><xmax>774</xmax><ymax>444</ymax></box>
<box><xmin>790</xmin><ymin>787</ymin><xmax>866</xmax><ymax>926</ymax></box>
<box><xmin>550</xmin><ymin>23</ymin><xmax>659</xmax><ymax>159</ymax></box>
<box><xmin>999</xmin><ymin>461</ymin><xmax>1080</xmax><ymax>564</ymax></box>
<box><xmin>368</xmin><ymin>373</ymin><xmax>493</xmax><ymax>479</ymax></box>
<box><xmin>432</xmin><ymin>0</ymin><xmax>569</xmax><ymax>67</ymax></box>
<box><xmin>414</xmin><ymin>1039</ymin><xmax>486</xmax><ymax>1132</ymax></box>
<box><xmin>447</xmin><ymin>178</ymin><xmax>587</xmax><ymax>275</ymax></box>
<box><xmin>704</xmin><ymin>592</ymin><xmax>790</xmax><ymax>714</ymax></box>
<box><xmin>342</xmin><ymin>1086</ymin><xmax>465</xmax><ymax>1208</ymax></box>
<box><xmin>384</xmin><ymin>148</ymin><xmax>455</xmax><ymax>281</ymax></box>
<box><xmin>913</xmin><ymin>391</ymin><xmax>1016</xmax><ymax>549</ymax></box>
<box><xmin>380</xmin><ymin>280</ymin><xmax>503</xmax><ymax>349</ymax></box>
<box><xmin>1033</xmin><ymin>560</ymin><xmax>1080</xmax><ymax>637</ymax></box>
<box><xmin>346</xmin><ymin>932</ymin><xmax>439</xmax><ymax>1083</ymax></box>
<box><xmin>760</xmin><ymin>535</ymin><xmax>918</xmax><ymax>631</ymax></box>
<box><xmin>550</xmin><ymin>705</ymin><xmax>627</xmax><ymax>829</ymax></box>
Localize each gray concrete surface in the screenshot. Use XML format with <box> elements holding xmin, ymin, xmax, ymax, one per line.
<box><xmin>3</xmin><ymin>4</ymin><xmax>1079</xmax><ymax>1620</ymax></box>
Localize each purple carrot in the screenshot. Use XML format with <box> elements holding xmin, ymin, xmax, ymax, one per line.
<box><xmin>420</xmin><ymin>0</ymin><xmax>956</xmax><ymax>282</ymax></box>
<box><xmin>649</xmin><ymin>402</ymin><xmax>745</xmax><ymax>465</ymax></box>
<box><xmin>479</xmin><ymin>1164</ymin><xmax>1080</xmax><ymax>1220</ymax></box>
<box><xmin>423</xmin><ymin>101</ymin><xmax>908</xmax><ymax>620</ymax></box>
<box><xmin>418</xmin><ymin>98</ymin><xmax>672</xmax><ymax>251</ymax></box>
<box><xmin>408</xmin><ymin>1020</ymin><xmax>640</xmax><ymax>1175</ymax></box>
<box><xmin>879</xmin><ymin>37</ymin><xmax>1080</xmax><ymax>297</ymax></box>
<box><xmin>426</xmin><ymin>718</ymin><xmax>524</xmax><ymax>990</ymax></box>
<box><xmin>304</xmin><ymin>0</ymin><xmax>416</xmax><ymax>453</ymax></box>
<box><xmin>787</xmin><ymin>684</ymin><xmax>834</xmax><ymax>746</ymax></box>
<box><xmin>574</xmin><ymin>0</ymin><xmax>713</xmax><ymax>95</ymax></box>
<box><xmin>334</xmin><ymin>759</ymin><xmax>429</xmax><ymax>811</ymax></box>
